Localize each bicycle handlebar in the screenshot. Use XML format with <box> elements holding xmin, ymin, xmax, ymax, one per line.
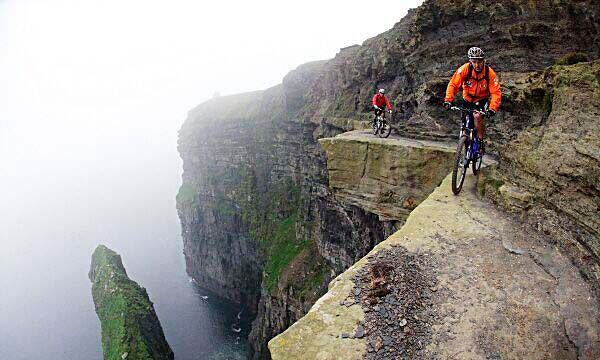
<box><xmin>450</xmin><ymin>106</ymin><xmax>486</xmax><ymax>115</ymax></box>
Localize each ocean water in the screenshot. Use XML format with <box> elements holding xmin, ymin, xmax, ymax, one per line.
<box><xmin>0</xmin><ymin>133</ymin><xmax>249</xmax><ymax>360</ymax></box>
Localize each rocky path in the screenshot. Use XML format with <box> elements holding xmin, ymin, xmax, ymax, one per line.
<box><xmin>269</xmin><ymin>170</ymin><xmax>600</xmax><ymax>359</ymax></box>
<box><xmin>332</xmin><ymin>130</ymin><xmax>456</xmax><ymax>151</ymax></box>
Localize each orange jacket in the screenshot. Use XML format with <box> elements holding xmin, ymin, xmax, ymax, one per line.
<box><xmin>444</xmin><ymin>63</ymin><xmax>501</xmax><ymax>112</ymax></box>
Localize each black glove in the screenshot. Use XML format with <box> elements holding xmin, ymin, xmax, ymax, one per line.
<box><xmin>443</xmin><ymin>101</ymin><xmax>452</xmax><ymax>110</ymax></box>
<box><xmin>388</xmin><ymin>109</ymin><xmax>392</xmax><ymax>114</ymax></box>
<box><xmin>486</xmin><ymin>109</ymin><xmax>496</xmax><ymax>118</ymax></box>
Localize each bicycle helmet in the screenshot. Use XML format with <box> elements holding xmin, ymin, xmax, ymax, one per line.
<box><xmin>467</xmin><ymin>47</ymin><xmax>485</xmax><ymax>59</ymax></box>
<box><xmin>378</xmin><ymin>88</ymin><xmax>385</xmax><ymax>94</ymax></box>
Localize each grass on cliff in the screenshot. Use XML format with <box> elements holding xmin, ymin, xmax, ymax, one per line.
<box><xmin>235</xmin><ymin>170</ymin><xmax>312</xmax><ymax>293</ymax></box>
<box><xmin>176</xmin><ymin>183</ymin><xmax>196</xmax><ymax>204</ymax></box>
<box><xmin>91</xmin><ymin>246</ymin><xmax>165</xmax><ymax>360</ymax></box>
<box><xmin>262</xmin><ymin>212</ymin><xmax>310</xmax><ymax>292</ymax></box>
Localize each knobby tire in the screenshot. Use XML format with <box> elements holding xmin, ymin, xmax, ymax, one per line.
<box><xmin>452</xmin><ymin>136</ymin><xmax>468</xmax><ymax>195</ymax></box>
<box><xmin>472</xmin><ymin>152</ymin><xmax>482</xmax><ymax>175</ymax></box>
<box><xmin>378</xmin><ymin>120</ymin><xmax>392</xmax><ymax>138</ymax></box>
<box><xmin>372</xmin><ymin>117</ymin><xmax>380</xmax><ymax>135</ymax></box>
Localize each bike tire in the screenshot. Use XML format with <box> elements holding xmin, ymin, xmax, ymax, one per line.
<box><xmin>378</xmin><ymin>120</ymin><xmax>392</xmax><ymax>138</ymax></box>
<box><xmin>371</xmin><ymin>118</ymin><xmax>380</xmax><ymax>135</ymax></box>
<box><xmin>452</xmin><ymin>136</ymin><xmax>469</xmax><ymax>195</ymax></box>
<box><xmin>472</xmin><ymin>153</ymin><xmax>483</xmax><ymax>175</ymax></box>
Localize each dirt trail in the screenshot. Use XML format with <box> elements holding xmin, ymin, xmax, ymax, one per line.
<box><xmin>269</xmin><ymin>169</ymin><xmax>600</xmax><ymax>359</ymax></box>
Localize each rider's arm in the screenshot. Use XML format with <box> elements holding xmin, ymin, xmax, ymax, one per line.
<box><xmin>372</xmin><ymin>94</ymin><xmax>378</xmax><ymax>107</ymax></box>
<box><xmin>488</xmin><ymin>67</ymin><xmax>501</xmax><ymax>112</ymax></box>
<box><xmin>384</xmin><ymin>96</ymin><xmax>391</xmax><ymax>110</ymax></box>
<box><xmin>444</xmin><ymin>64</ymin><xmax>468</xmax><ymax>103</ymax></box>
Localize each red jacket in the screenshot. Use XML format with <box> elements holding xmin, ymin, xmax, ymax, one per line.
<box><xmin>444</xmin><ymin>63</ymin><xmax>501</xmax><ymax>112</ymax></box>
<box><xmin>372</xmin><ymin>93</ymin><xmax>391</xmax><ymax>110</ymax></box>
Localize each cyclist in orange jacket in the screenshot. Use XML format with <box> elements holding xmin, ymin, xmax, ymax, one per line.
<box><xmin>444</xmin><ymin>47</ymin><xmax>501</xmax><ymax>154</ymax></box>
<box><xmin>372</xmin><ymin>88</ymin><xmax>392</xmax><ymax>117</ymax></box>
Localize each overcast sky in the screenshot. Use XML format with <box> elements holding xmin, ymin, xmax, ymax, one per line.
<box><xmin>0</xmin><ymin>0</ymin><xmax>422</xmax><ymax>143</ymax></box>
<box><xmin>0</xmin><ymin>1</ymin><xmax>422</xmax><ymax>357</ymax></box>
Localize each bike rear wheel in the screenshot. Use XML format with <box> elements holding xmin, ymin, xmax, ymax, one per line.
<box><xmin>452</xmin><ymin>136</ymin><xmax>469</xmax><ymax>195</ymax></box>
<box><xmin>378</xmin><ymin>120</ymin><xmax>392</xmax><ymax>138</ymax></box>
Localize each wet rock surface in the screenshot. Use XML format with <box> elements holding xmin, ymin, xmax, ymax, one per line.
<box><xmin>270</xmin><ymin>173</ymin><xmax>600</xmax><ymax>360</ymax></box>
<box><xmin>319</xmin><ymin>131</ymin><xmax>454</xmax><ymax>222</ymax></box>
<box><xmin>178</xmin><ymin>1</ymin><xmax>600</xmax><ymax>358</ymax></box>
<box><xmin>351</xmin><ymin>247</ymin><xmax>437</xmax><ymax>359</ymax></box>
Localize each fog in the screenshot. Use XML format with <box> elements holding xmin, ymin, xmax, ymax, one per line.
<box><xmin>0</xmin><ymin>0</ymin><xmax>422</xmax><ymax>358</ymax></box>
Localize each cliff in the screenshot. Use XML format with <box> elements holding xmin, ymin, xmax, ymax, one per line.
<box><xmin>270</xmin><ymin>59</ymin><xmax>600</xmax><ymax>358</ymax></box>
<box><xmin>177</xmin><ymin>0</ymin><xmax>600</xmax><ymax>357</ymax></box>
<box><xmin>269</xmin><ymin>171</ymin><xmax>599</xmax><ymax>359</ymax></box>
<box><xmin>478</xmin><ymin>60</ymin><xmax>600</xmax><ymax>284</ymax></box>
<box><xmin>89</xmin><ymin>245</ymin><xmax>173</xmax><ymax>360</ymax></box>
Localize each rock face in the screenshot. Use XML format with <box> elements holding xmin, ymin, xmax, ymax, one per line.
<box><xmin>89</xmin><ymin>245</ymin><xmax>173</xmax><ymax>360</ymax></box>
<box><xmin>319</xmin><ymin>131</ymin><xmax>455</xmax><ymax>221</ymax></box>
<box><xmin>177</xmin><ymin>0</ymin><xmax>600</xmax><ymax>357</ymax></box>
<box><xmin>478</xmin><ymin>60</ymin><xmax>600</xmax><ymax>286</ymax></box>
<box><xmin>269</xmin><ymin>172</ymin><xmax>600</xmax><ymax>359</ymax></box>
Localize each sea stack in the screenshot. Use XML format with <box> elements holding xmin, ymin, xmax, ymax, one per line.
<box><xmin>89</xmin><ymin>245</ymin><xmax>174</xmax><ymax>360</ymax></box>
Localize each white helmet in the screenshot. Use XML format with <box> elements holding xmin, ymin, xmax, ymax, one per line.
<box><xmin>378</xmin><ymin>88</ymin><xmax>385</xmax><ymax>94</ymax></box>
<box><xmin>468</xmin><ymin>47</ymin><xmax>485</xmax><ymax>59</ymax></box>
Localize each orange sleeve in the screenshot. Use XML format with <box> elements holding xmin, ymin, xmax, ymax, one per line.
<box><xmin>488</xmin><ymin>67</ymin><xmax>501</xmax><ymax>112</ymax></box>
<box><xmin>444</xmin><ymin>64</ymin><xmax>468</xmax><ymax>102</ymax></box>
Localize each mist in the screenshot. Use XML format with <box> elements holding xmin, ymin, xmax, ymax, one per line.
<box><xmin>0</xmin><ymin>0</ymin><xmax>422</xmax><ymax>358</ymax></box>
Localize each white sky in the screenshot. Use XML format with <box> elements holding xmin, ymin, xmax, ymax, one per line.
<box><xmin>0</xmin><ymin>0</ymin><xmax>422</xmax><ymax>145</ymax></box>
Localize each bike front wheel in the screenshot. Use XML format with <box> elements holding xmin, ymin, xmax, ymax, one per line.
<box><xmin>472</xmin><ymin>153</ymin><xmax>483</xmax><ymax>175</ymax></box>
<box><xmin>378</xmin><ymin>120</ymin><xmax>392</xmax><ymax>138</ymax></box>
<box><xmin>452</xmin><ymin>136</ymin><xmax>469</xmax><ymax>195</ymax></box>
<box><xmin>371</xmin><ymin>118</ymin><xmax>380</xmax><ymax>135</ymax></box>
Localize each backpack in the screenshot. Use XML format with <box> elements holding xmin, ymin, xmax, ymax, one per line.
<box><xmin>464</xmin><ymin>63</ymin><xmax>489</xmax><ymax>87</ymax></box>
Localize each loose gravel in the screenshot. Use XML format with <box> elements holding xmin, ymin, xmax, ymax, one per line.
<box><xmin>349</xmin><ymin>245</ymin><xmax>438</xmax><ymax>359</ymax></box>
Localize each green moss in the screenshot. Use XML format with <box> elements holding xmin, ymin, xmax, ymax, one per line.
<box><xmin>176</xmin><ymin>183</ymin><xmax>196</xmax><ymax>204</ymax></box>
<box><xmin>377</xmin><ymin>190</ymin><xmax>398</xmax><ymax>204</ymax></box>
<box><xmin>214</xmin><ymin>200</ymin><xmax>236</xmax><ymax>218</ymax></box>
<box><xmin>234</xmin><ymin>167</ymin><xmax>309</xmax><ymax>294</ymax></box>
<box><xmin>296</xmin><ymin>259</ymin><xmax>329</xmax><ymax>301</ymax></box>
<box><xmin>555</xmin><ymin>52</ymin><xmax>589</xmax><ymax>66</ymax></box>
<box><xmin>263</xmin><ymin>213</ymin><xmax>310</xmax><ymax>292</ymax></box>
<box><xmin>477</xmin><ymin>172</ymin><xmax>504</xmax><ymax>197</ymax></box>
<box><xmin>90</xmin><ymin>245</ymin><xmax>172</xmax><ymax>360</ymax></box>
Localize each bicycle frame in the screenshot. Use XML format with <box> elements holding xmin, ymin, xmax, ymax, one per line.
<box><xmin>372</xmin><ymin>109</ymin><xmax>392</xmax><ymax>138</ymax></box>
<box><xmin>451</xmin><ymin>106</ymin><xmax>484</xmax><ymax>161</ymax></box>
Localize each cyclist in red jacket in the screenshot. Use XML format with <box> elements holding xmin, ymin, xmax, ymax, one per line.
<box><xmin>372</xmin><ymin>89</ymin><xmax>392</xmax><ymax>117</ymax></box>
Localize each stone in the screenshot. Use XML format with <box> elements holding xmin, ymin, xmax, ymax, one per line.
<box><xmin>89</xmin><ymin>246</ymin><xmax>173</xmax><ymax>360</ymax></box>
<box><xmin>355</xmin><ymin>325</ymin><xmax>365</xmax><ymax>339</ymax></box>
<box><xmin>178</xmin><ymin>1</ymin><xmax>600</xmax><ymax>358</ymax></box>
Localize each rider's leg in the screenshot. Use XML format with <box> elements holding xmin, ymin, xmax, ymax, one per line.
<box><xmin>474</xmin><ymin>112</ymin><xmax>485</xmax><ymax>154</ymax></box>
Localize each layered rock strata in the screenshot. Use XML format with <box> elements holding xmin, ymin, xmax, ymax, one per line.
<box><xmin>89</xmin><ymin>245</ymin><xmax>173</xmax><ymax>360</ymax></box>
<box><xmin>319</xmin><ymin>131</ymin><xmax>454</xmax><ymax>221</ymax></box>
<box><xmin>177</xmin><ymin>1</ymin><xmax>600</xmax><ymax>357</ymax></box>
<box><xmin>478</xmin><ymin>60</ymin><xmax>600</xmax><ymax>287</ymax></box>
<box><xmin>269</xmin><ymin>172</ymin><xmax>600</xmax><ymax>359</ymax></box>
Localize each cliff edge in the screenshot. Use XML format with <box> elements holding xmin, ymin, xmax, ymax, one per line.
<box><xmin>177</xmin><ymin>1</ymin><xmax>600</xmax><ymax>357</ymax></box>
<box><xmin>270</xmin><ymin>170</ymin><xmax>599</xmax><ymax>359</ymax></box>
<box><xmin>89</xmin><ymin>245</ymin><xmax>174</xmax><ymax>360</ymax></box>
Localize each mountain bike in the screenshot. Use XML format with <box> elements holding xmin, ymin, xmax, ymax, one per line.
<box><xmin>371</xmin><ymin>109</ymin><xmax>392</xmax><ymax>138</ymax></box>
<box><xmin>450</xmin><ymin>106</ymin><xmax>485</xmax><ymax>195</ymax></box>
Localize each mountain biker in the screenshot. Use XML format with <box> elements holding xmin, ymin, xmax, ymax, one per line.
<box><xmin>443</xmin><ymin>47</ymin><xmax>501</xmax><ymax>155</ymax></box>
<box><xmin>372</xmin><ymin>88</ymin><xmax>392</xmax><ymax>118</ymax></box>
